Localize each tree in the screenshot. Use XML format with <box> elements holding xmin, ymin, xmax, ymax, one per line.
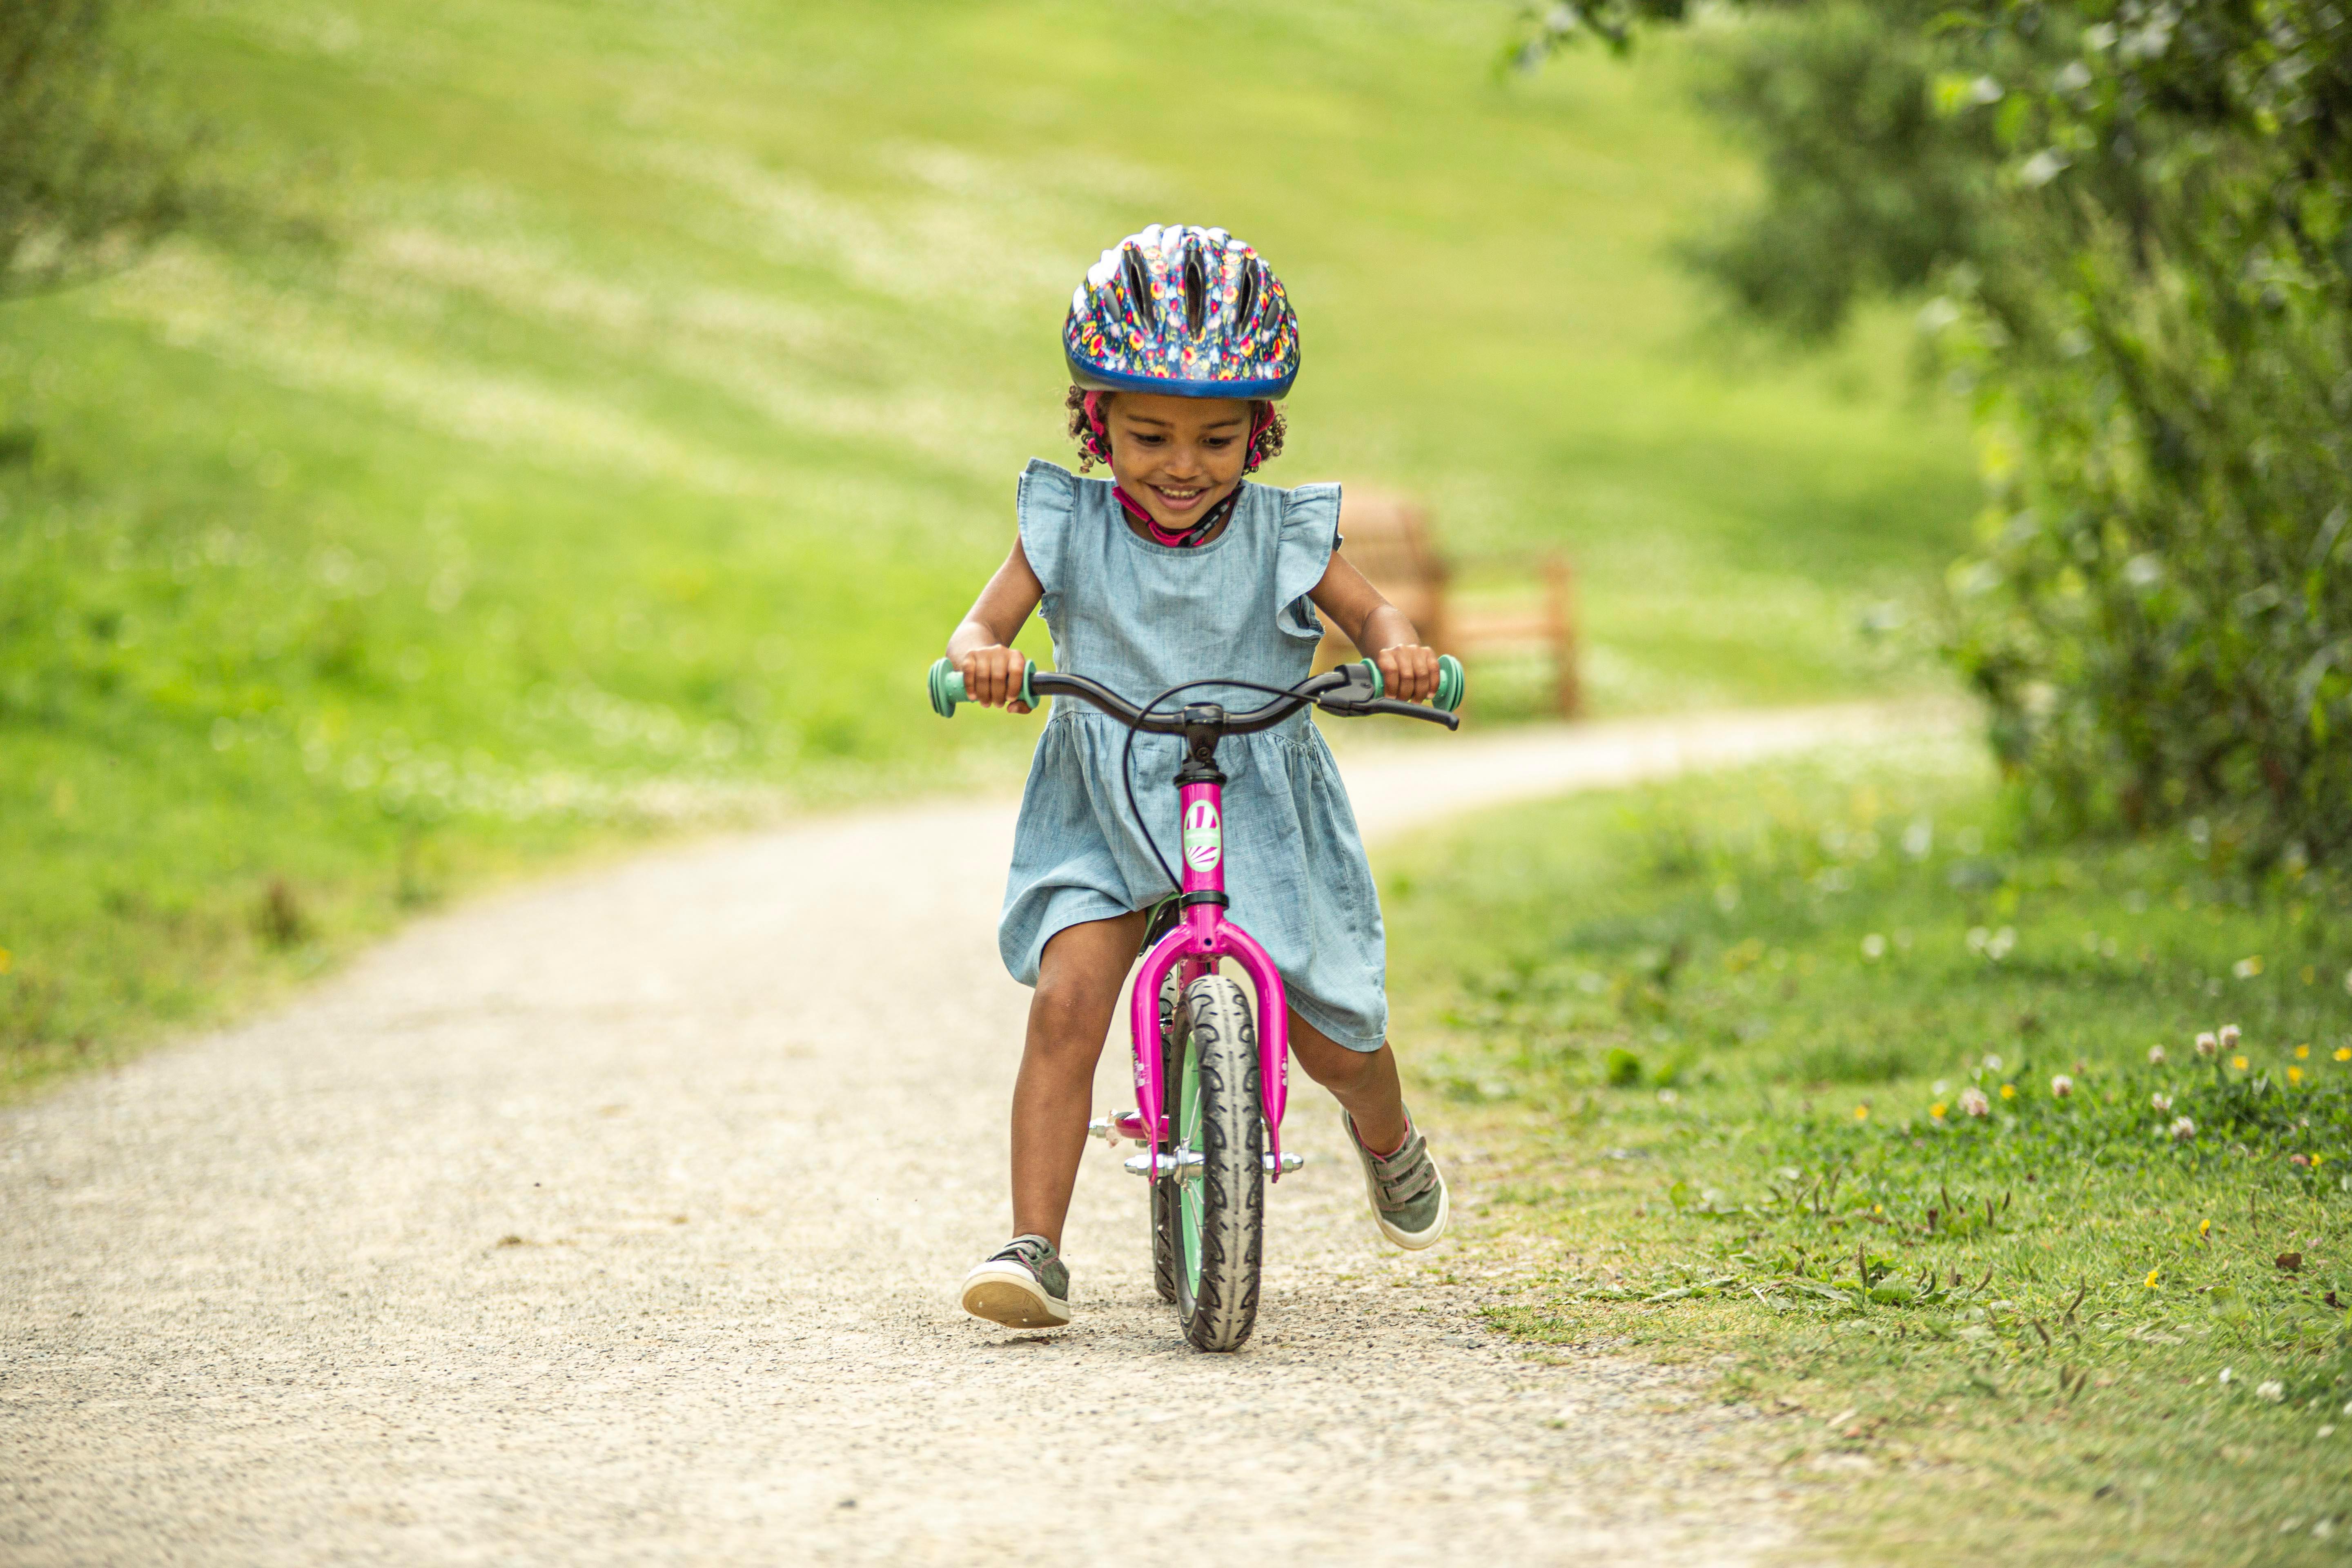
<box><xmin>1523</xmin><ymin>0</ymin><xmax>2352</xmax><ymax>869</ymax></box>
<box><xmin>3</xmin><ymin>0</ymin><xmax>190</xmax><ymax>299</ymax></box>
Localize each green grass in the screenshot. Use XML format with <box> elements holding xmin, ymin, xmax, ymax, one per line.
<box><xmin>1</xmin><ymin>0</ymin><xmax>1975</xmax><ymax>1087</ymax></box>
<box><xmin>1383</xmin><ymin>747</ymin><xmax>2352</xmax><ymax>1563</ymax></box>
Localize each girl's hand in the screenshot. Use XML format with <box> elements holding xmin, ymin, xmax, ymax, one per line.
<box><xmin>1377</xmin><ymin>642</ymin><xmax>1441</xmax><ymax>704</ymax></box>
<box><xmin>958</xmin><ymin>644</ymin><xmax>1033</xmax><ymax>714</ymax></box>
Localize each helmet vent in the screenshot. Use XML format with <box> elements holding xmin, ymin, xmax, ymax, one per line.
<box><xmin>1120</xmin><ymin>246</ymin><xmax>1157</xmax><ymax>331</ymax></box>
<box><xmin>1062</xmin><ymin>226</ymin><xmax>1298</xmax><ymax>400</ymax></box>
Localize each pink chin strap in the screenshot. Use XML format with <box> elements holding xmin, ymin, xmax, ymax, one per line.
<box><xmin>1111</xmin><ymin>483</ymin><xmax>1239</xmax><ymax>548</ymax></box>
<box><xmin>1083</xmin><ymin>391</ymin><xmax>1273</xmax><ymax>548</ymax></box>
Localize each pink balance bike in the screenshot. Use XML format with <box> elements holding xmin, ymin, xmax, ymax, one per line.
<box><xmin>927</xmin><ymin>654</ymin><xmax>1464</xmax><ymax>1350</ymax></box>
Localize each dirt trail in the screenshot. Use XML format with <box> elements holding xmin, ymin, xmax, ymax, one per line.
<box><xmin>2</xmin><ymin>702</ymin><xmax>1944</xmax><ymax>1565</ymax></box>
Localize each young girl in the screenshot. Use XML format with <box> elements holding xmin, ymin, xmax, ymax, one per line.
<box><xmin>950</xmin><ymin>225</ymin><xmax>1450</xmax><ymax>1329</ymax></box>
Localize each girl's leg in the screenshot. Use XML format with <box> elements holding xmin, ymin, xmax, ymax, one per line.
<box><xmin>1292</xmin><ymin>1007</ymin><xmax>1449</xmax><ymax>1250</ymax></box>
<box><xmin>1287</xmin><ymin>1010</ymin><xmax>1410</xmax><ymax>1154</ymax></box>
<box><xmin>1011</xmin><ymin>911</ymin><xmax>1147</xmax><ymax>1248</ymax></box>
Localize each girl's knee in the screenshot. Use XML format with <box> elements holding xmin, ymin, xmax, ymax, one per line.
<box><xmin>1029</xmin><ymin>968</ymin><xmax>1123</xmax><ymax>1058</ymax></box>
<box><xmin>1291</xmin><ymin>1025</ymin><xmax>1388</xmax><ymax>1089</ymax></box>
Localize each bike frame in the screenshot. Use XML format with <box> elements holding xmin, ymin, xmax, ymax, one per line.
<box><xmin>1127</xmin><ymin>771</ymin><xmax>1293</xmax><ymax>1179</ymax></box>
<box><xmin>929</xmin><ymin>652</ymin><xmax>1461</xmax><ymax>1186</ymax></box>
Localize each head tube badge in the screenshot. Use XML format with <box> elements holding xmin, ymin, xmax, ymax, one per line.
<box><xmin>1181</xmin><ymin>799</ymin><xmax>1222</xmax><ymax>874</ymax></box>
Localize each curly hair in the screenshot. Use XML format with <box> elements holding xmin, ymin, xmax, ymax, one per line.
<box><xmin>1063</xmin><ymin>384</ymin><xmax>1287</xmax><ymax>475</ymax></box>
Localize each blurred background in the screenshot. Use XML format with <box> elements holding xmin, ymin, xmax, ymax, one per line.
<box><xmin>0</xmin><ymin>0</ymin><xmax>2089</xmax><ymax>1081</ymax></box>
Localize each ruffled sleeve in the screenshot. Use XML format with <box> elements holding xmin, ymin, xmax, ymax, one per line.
<box><xmin>1016</xmin><ymin>459</ymin><xmax>1079</xmax><ymax>618</ymax></box>
<box><xmin>1274</xmin><ymin>481</ymin><xmax>1341</xmax><ymax>644</ymax></box>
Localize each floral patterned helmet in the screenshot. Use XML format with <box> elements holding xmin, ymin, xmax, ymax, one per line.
<box><xmin>1063</xmin><ymin>225</ymin><xmax>1300</xmax><ymax>400</ymax></box>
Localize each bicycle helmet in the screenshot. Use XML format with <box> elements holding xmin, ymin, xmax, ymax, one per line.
<box><xmin>1063</xmin><ymin>225</ymin><xmax>1300</xmax><ymax>400</ymax></box>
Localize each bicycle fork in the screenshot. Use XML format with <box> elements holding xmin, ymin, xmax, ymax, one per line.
<box><xmin>1121</xmin><ymin>753</ymin><xmax>1295</xmax><ymax>1181</ymax></box>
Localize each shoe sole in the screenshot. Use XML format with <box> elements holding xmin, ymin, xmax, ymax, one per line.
<box><xmin>959</xmin><ymin>1263</ymin><xmax>1071</xmax><ymax>1328</ymax></box>
<box><xmin>1344</xmin><ymin>1109</ymin><xmax>1451</xmax><ymax>1250</ymax></box>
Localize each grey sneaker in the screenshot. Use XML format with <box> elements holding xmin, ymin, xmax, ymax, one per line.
<box><xmin>959</xmin><ymin>1234</ymin><xmax>1071</xmax><ymax>1327</ymax></box>
<box><xmin>1343</xmin><ymin>1111</ymin><xmax>1450</xmax><ymax>1249</ymax></box>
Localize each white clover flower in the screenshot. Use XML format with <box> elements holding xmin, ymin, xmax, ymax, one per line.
<box><xmin>2196</xmin><ymin>1031</ymin><xmax>2219</xmax><ymax>1058</ymax></box>
<box><xmin>1983</xmin><ymin>1052</ymin><xmax>2004</xmax><ymax>1072</ymax></box>
<box><xmin>1861</xmin><ymin>933</ymin><xmax>1887</xmax><ymax>962</ymax></box>
<box><xmin>2257</xmin><ymin>1380</ymin><xmax>2285</xmax><ymax>1403</ymax></box>
<box><xmin>1960</xmin><ymin>1087</ymin><xmax>1991</xmax><ymax>1118</ymax></box>
<box><xmin>2148</xmin><ymin>1044</ymin><xmax>2167</xmax><ymax>1065</ymax></box>
<box><xmin>2220</xmin><ymin>1023</ymin><xmax>2242</xmax><ymax>1051</ymax></box>
<box><xmin>2051</xmin><ymin>1074</ymin><xmax>2075</xmax><ymax>1098</ymax></box>
<box><xmin>2218</xmin><ymin>1367</ymin><xmax>2234</xmax><ymax>1385</ymax></box>
<box><xmin>2171</xmin><ymin>1116</ymin><xmax>2197</xmax><ymax>1141</ymax></box>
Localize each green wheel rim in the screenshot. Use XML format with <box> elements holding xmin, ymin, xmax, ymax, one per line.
<box><xmin>1178</xmin><ymin>1027</ymin><xmax>1203</xmax><ymax>1298</ymax></box>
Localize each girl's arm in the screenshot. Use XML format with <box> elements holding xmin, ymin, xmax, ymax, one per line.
<box><xmin>1308</xmin><ymin>553</ymin><xmax>1441</xmax><ymax>702</ymax></box>
<box><xmin>947</xmin><ymin>540</ymin><xmax>1045</xmax><ymax>713</ymax></box>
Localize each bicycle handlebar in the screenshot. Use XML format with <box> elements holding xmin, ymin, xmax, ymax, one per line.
<box><xmin>927</xmin><ymin>655</ymin><xmax>1465</xmax><ymax>731</ymax></box>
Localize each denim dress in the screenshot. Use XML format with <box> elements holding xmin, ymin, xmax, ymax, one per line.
<box><xmin>998</xmin><ymin>459</ymin><xmax>1389</xmax><ymax>1052</ymax></box>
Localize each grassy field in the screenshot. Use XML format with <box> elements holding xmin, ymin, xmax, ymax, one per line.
<box><xmin>1384</xmin><ymin>750</ymin><xmax>2352</xmax><ymax>1564</ymax></box>
<box><xmin>0</xmin><ymin>0</ymin><xmax>1975</xmax><ymax>1087</ymax></box>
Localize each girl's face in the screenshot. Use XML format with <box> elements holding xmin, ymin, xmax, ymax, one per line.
<box><xmin>1100</xmin><ymin>393</ymin><xmax>1252</xmax><ymax>532</ymax></box>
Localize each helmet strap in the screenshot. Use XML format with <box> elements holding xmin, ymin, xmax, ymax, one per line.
<box><xmin>1080</xmin><ymin>391</ymin><xmax>1115</xmax><ymax>468</ymax></box>
<box><xmin>1112</xmin><ymin>482</ymin><xmax>1242</xmax><ymax>548</ymax></box>
<box><xmin>1244</xmin><ymin>401</ymin><xmax>1274</xmax><ymax>473</ymax></box>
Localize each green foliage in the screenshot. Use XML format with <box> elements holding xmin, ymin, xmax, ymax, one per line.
<box><xmin>1</xmin><ymin>0</ymin><xmax>191</xmax><ymax>298</ymax></box>
<box><xmin>1940</xmin><ymin>0</ymin><xmax>2352</xmax><ymax>869</ymax></box>
<box><xmin>1386</xmin><ymin>752</ymin><xmax>2352</xmax><ymax>1561</ymax></box>
<box><xmin>1529</xmin><ymin>0</ymin><xmax>2352</xmax><ymax>866</ymax></box>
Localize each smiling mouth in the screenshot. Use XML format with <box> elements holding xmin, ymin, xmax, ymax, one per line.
<box><xmin>1151</xmin><ymin>485</ymin><xmax>1207</xmax><ymax>512</ymax></box>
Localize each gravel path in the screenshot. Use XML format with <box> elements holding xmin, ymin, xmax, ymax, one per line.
<box><xmin>3</xmin><ymin>702</ymin><xmax>1942</xmax><ymax>1565</ymax></box>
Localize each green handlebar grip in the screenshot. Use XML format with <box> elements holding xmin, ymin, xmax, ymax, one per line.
<box><xmin>927</xmin><ymin>656</ymin><xmax>1034</xmax><ymax>717</ymax></box>
<box><xmin>1434</xmin><ymin>653</ymin><xmax>1466</xmax><ymax>713</ymax></box>
<box><xmin>1356</xmin><ymin>654</ymin><xmax>1463</xmax><ymax>710</ymax></box>
<box><xmin>928</xmin><ymin>657</ymin><xmax>963</xmax><ymax>717</ymax></box>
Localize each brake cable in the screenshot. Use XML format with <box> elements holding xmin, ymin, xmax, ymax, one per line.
<box><xmin>1116</xmin><ymin>675</ymin><xmax>1310</xmax><ymax>898</ymax></box>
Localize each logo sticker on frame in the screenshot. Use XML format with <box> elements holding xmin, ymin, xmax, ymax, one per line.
<box><xmin>1181</xmin><ymin>800</ymin><xmax>1222</xmax><ymax>873</ymax></box>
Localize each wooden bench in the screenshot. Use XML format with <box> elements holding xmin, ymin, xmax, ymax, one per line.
<box><xmin>1316</xmin><ymin>488</ymin><xmax>1581</xmax><ymax>718</ymax></box>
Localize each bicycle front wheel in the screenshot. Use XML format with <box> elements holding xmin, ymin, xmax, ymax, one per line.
<box><xmin>1172</xmin><ymin>974</ymin><xmax>1264</xmax><ymax>1351</ymax></box>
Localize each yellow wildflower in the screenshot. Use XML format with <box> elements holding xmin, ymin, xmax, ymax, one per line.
<box><xmin>2289</xmin><ymin>1066</ymin><xmax>2304</xmax><ymax>1085</ymax></box>
<box><xmin>2199</xmin><ymin>1218</ymin><xmax>2212</xmax><ymax>1240</ymax></box>
<box><xmin>2337</xmin><ymin>1047</ymin><xmax>2352</xmax><ymax>1063</ymax></box>
<box><xmin>1854</xmin><ymin>1104</ymin><xmax>1870</xmax><ymax>1121</ymax></box>
<box><xmin>1930</xmin><ymin>1102</ymin><xmax>1948</xmax><ymax>1120</ymax></box>
<box><xmin>2145</xmin><ymin>1268</ymin><xmax>2160</xmax><ymax>1288</ymax></box>
<box><xmin>2231</xmin><ymin>1054</ymin><xmax>2250</xmax><ymax>1071</ymax></box>
<box><xmin>2000</xmin><ymin>1083</ymin><xmax>2017</xmax><ymax>1100</ymax></box>
<box><xmin>2296</xmin><ymin>1043</ymin><xmax>2311</xmax><ymax>1059</ymax></box>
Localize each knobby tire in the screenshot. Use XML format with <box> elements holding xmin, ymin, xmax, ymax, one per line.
<box><xmin>1172</xmin><ymin>974</ymin><xmax>1263</xmax><ymax>1351</ymax></box>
